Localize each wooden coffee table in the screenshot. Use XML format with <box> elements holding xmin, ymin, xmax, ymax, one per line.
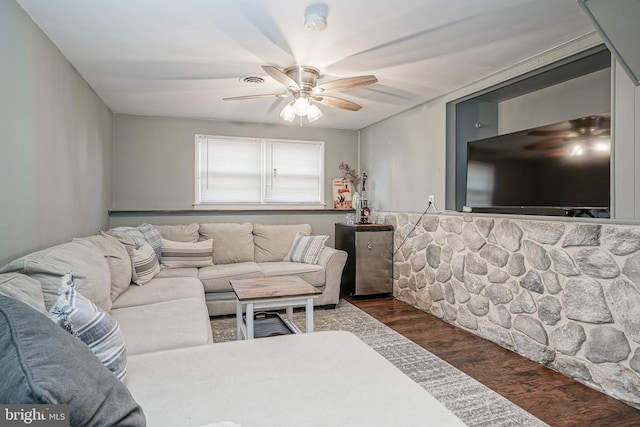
<box><xmin>230</xmin><ymin>276</ymin><xmax>322</xmax><ymax>340</ymax></box>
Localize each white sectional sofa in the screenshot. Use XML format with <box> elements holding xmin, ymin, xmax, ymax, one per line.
<box><xmin>0</xmin><ymin>222</ymin><xmax>466</xmax><ymax>426</ymax></box>
<box><xmin>111</xmin><ymin>222</ymin><xmax>347</xmax><ymax>316</ymax></box>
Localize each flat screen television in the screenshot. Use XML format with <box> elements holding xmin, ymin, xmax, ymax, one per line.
<box><xmin>465</xmin><ymin>113</ymin><xmax>610</xmax><ymax>217</ymax></box>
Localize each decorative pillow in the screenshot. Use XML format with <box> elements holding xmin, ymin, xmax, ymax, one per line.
<box><xmin>0</xmin><ymin>295</ymin><xmax>145</xmax><ymax>425</ymax></box>
<box><xmin>49</xmin><ymin>274</ymin><xmax>128</xmax><ymax>380</ymax></box>
<box><xmin>284</xmin><ymin>232</ymin><xmax>329</xmax><ymax>264</ymax></box>
<box><xmin>137</xmin><ymin>223</ymin><xmax>162</xmax><ymax>263</ymax></box>
<box><xmin>199</xmin><ymin>222</ymin><xmax>254</xmax><ymax>264</ymax></box>
<box><xmin>161</xmin><ymin>238</ymin><xmax>213</xmax><ymax>268</ymax></box>
<box><xmin>126</xmin><ymin>242</ymin><xmax>161</xmax><ymax>285</ymax></box>
<box><xmin>153</xmin><ymin>223</ymin><xmax>200</xmax><ymax>243</ymax></box>
<box><xmin>0</xmin><ymin>273</ymin><xmax>47</xmax><ymax>313</ymax></box>
<box><xmin>76</xmin><ymin>232</ymin><xmax>133</xmax><ymax>301</ymax></box>
<box><xmin>109</xmin><ymin>226</ymin><xmax>146</xmax><ymax>248</ymax></box>
<box><xmin>253</xmin><ymin>223</ymin><xmax>313</xmax><ymax>262</ymax></box>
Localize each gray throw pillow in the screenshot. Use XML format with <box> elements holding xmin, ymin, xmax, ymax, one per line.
<box><xmin>0</xmin><ymin>295</ymin><xmax>145</xmax><ymax>426</ymax></box>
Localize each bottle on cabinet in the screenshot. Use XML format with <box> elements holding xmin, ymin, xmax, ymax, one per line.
<box><xmin>360</xmin><ymin>198</ymin><xmax>370</xmax><ymax>224</ymax></box>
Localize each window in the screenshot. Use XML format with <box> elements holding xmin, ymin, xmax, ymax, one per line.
<box><xmin>195</xmin><ymin>135</ymin><xmax>324</xmax><ymax>208</ymax></box>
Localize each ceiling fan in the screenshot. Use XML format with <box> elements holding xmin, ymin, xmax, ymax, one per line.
<box><xmin>524</xmin><ymin>114</ymin><xmax>611</xmax><ymax>153</ymax></box>
<box><xmin>223</xmin><ymin>65</ymin><xmax>378</xmax><ymax>123</ymax></box>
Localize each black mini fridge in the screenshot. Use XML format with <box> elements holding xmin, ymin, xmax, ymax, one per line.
<box><xmin>335</xmin><ymin>223</ymin><xmax>394</xmax><ymax>296</ymax></box>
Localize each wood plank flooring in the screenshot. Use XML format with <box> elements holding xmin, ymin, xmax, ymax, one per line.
<box><xmin>345</xmin><ymin>295</ymin><xmax>640</xmax><ymax>427</ymax></box>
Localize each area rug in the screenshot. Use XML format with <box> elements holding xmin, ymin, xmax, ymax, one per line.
<box><xmin>211</xmin><ymin>299</ymin><xmax>549</xmax><ymax>427</ymax></box>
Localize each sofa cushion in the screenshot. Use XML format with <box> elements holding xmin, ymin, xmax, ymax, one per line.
<box><xmin>160</xmin><ymin>238</ymin><xmax>213</xmax><ymax>268</ymax></box>
<box><xmin>48</xmin><ymin>274</ymin><xmax>127</xmax><ymax>380</ymax></box>
<box><xmin>199</xmin><ymin>222</ymin><xmax>254</xmax><ymax>264</ymax></box>
<box><xmin>155</xmin><ymin>267</ymin><xmax>199</xmax><ymax>278</ymax></box>
<box><xmin>111</xmin><ymin>298</ymin><xmax>213</xmax><ymax>355</ymax></box>
<box><xmin>78</xmin><ymin>232</ymin><xmax>132</xmax><ymax>301</ymax></box>
<box><xmin>137</xmin><ymin>223</ymin><xmax>162</xmax><ymax>263</ymax></box>
<box><xmin>0</xmin><ymin>295</ymin><xmax>145</xmax><ymax>426</ymax></box>
<box><xmin>199</xmin><ymin>262</ymin><xmax>263</xmax><ymax>293</ymax></box>
<box><xmin>258</xmin><ymin>262</ymin><xmax>325</xmax><ymax>286</ymax></box>
<box><xmin>253</xmin><ymin>223</ymin><xmax>312</xmax><ymax>262</ymax></box>
<box><xmin>284</xmin><ymin>232</ymin><xmax>329</xmax><ymax>264</ymax></box>
<box><xmin>112</xmin><ymin>277</ymin><xmax>204</xmax><ymax>309</ymax></box>
<box><xmin>127</xmin><ymin>242</ymin><xmax>161</xmax><ymax>285</ymax></box>
<box><xmin>0</xmin><ymin>239</ymin><xmax>112</xmax><ymax>312</ymax></box>
<box><xmin>124</xmin><ymin>331</ymin><xmax>465</xmax><ymax>427</ymax></box>
<box><xmin>0</xmin><ymin>273</ymin><xmax>46</xmax><ymax>313</ymax></box>
<box><xmin>154</xmin><ymin>223</ymin><xmax>200</xmax><ymax>243</ymax></box>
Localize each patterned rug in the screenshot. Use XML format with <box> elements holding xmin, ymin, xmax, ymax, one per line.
<box><xmin>211</xmin><ymin>299</ymin><xmax>549</xmax><ymax>427</ymax></box>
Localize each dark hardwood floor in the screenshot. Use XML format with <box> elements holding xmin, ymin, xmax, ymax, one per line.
<box><xmin>345</xmin><ymin>295</ymin><xmax>640</xmax><ymax>427</ymax></box>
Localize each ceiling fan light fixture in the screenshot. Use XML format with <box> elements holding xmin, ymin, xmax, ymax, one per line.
<box><xmin>307</xmin><ymin>104</ymin><xmax>323</xmax><ymax>122</ymax></box>
<box><xmin>304</xmin><ymin>3</ymin><xmax>328</xmax><ymax>32</ymax></box>
<box><xmin>280</xmin><ymin>102</ymin><xmax>296</xmax><ymax>123</ymax></box>
<box><xmin>293</xmin><ymin>96</ymin><xmax>311</xmax><ymax>116</ymax></box>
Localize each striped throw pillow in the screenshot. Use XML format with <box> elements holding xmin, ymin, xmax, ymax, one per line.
<box><xmin>127</xmin><ymin>242</ymin><xmax>161</xmax><ymax>285</ymax></box>
<box><xmin>137</xmin><ymin>223</ymin><xmax>162</xmax><ymax>263</ymax></box>
<box><xmin>161</xmin><ymin>239</ymin><xmax>213</xmax><ymax>268</ymax></box>
<box><xmin>49</xmin><ymin>274</ymin><xmax>127</xmax><ymax>380</ymax></box>
<box><xmin>284</xmin><ymin>232</ymin><xmax>328</xmax><ymax>264</ymax></box>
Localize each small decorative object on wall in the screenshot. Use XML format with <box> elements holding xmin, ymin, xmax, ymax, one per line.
<box><xmin>333</xmin><ymin>178</ymin><xmax>353</xmax><ymax>209</ymax></box>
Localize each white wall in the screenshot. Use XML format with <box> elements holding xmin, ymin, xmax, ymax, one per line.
<box><xmin>0</xmin><ymin>0</ymin><xmax>113</xmax><ymax>265</ymax></box>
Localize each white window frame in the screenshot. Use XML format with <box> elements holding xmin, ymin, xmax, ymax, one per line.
<box><xmin>194</xmin><ymin>134</ymin><xmax>325</xmax><ymax>209</ymax></box>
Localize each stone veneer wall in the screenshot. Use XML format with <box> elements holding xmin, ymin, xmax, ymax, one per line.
<box><xmin>380</xmin><ymin>212</ymin><xmax>640</xmax><ymax>409</ymax></box>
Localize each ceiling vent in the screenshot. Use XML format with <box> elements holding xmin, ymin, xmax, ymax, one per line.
<box><xmin>240</xmin><ymin>76</ymin><xmax>265</xmax><ymax>85</ymax></box>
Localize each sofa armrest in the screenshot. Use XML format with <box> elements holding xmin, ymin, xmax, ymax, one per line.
<box><xmin>316</xmin><ymin>246</ymin><xmax>348</xmax><ymax>306</ymax></box>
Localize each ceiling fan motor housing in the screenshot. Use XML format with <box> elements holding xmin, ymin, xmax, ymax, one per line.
<box><xmin>284</xmin><ymin>65</ymin><xmax>320</xmax><ymax>94</ymax></box>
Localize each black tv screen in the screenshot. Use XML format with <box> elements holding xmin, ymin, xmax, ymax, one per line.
<box><xmin>465</xmin><ymin>113</ymin><xmax>610</xmax><ymax>217</ymax></box>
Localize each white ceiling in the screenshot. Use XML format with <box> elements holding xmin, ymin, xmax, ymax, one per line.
<box><xmin>16</xmin><ymin>0</ymin><xmax>596</xmax><ymax>130</ymax></box>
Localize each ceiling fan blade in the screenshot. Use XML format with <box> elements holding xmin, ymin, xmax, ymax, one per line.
<box><xmin>262</xmin><ymin>65</ymin><xmax>300</xmax><ymax>90</ymax></box>
<box><xmin>313</xmin><ymin>96</ymin><xmax>362</xmax><ymax>111</ymax></box>
<box><xmin>223</xmin><ymin>93</ymin><xmax>288</xmax><ymax>101</ymax></box>
<box><xmin>315</xmin><ymin>75</ymin><xmax>378</xmax><ymax>93</ymax></box>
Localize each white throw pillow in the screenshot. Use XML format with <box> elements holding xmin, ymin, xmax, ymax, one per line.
<box><xmin>127</xmin><ymin>242</ymin><xmax>161</xmax><ymax>285</ymax></box>
<box><xmin>160</xmin><ymin>238</ymin><xmax>213</xmax><ymax>268</ymax></box>
<box><xmin>284</xmin><ymin>232</ymin><xmax>328</xmax><ymax>264</ymax></box>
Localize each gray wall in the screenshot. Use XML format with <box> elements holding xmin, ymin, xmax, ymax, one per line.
<box><xmin>498</xmin><ymin>68</ymin><xmax>611</xmax><ymax>134</ymax></box>
<box><xmin>612</xmin><ymin>59</ymin><xmax>640</xmax><ymax>220</ymax></box>
<box><xmin>111</xmin><ymin>114</ymin><xmax>359</xmax><ymax>240</ymax></box>
<box><xmin>361</xmin><ymin>34</ymin><xmax>640</xmax><ymax>222</ymax></box>
<box><xmin>359</xmin><ymin>99</ymin><xmax>447</xmax><ymax>214</ymax></box>
<box><xmin>0</xmin><ymin>0</ymin><xmax>113</xmax><ymax>266</ymax></box>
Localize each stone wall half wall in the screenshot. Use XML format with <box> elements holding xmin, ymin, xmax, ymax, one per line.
<box><xmin>381</xmin><ymin>212</ymin><xmax>640</xmax><ymax>409</ymax></box>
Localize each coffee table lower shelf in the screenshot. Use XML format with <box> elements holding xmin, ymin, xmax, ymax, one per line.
<box><xmin>242</xmin><ymin>312</ymin><xmax>300</xmax><ymax>339</ymax></box>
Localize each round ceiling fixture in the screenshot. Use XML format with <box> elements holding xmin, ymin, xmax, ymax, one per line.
<box><xmin>304</xmin><ymin>3</ymin><xmax>328</xmax><ymax>32</ymax></box>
